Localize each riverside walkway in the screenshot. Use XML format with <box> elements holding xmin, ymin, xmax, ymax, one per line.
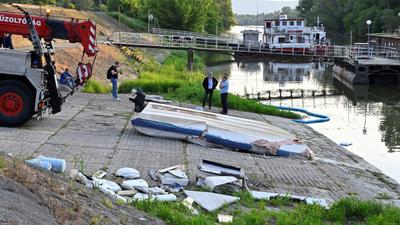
<box><xmin>0</xmin><ymin>93</ymin><xmax>399</xmax><ymax>206</ymax></box>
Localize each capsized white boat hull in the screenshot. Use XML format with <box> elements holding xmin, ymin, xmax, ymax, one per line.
<box><xmin>131</xmin><ymin>103</ymin><xmax>313</xmax><ymax>159</ymax></box>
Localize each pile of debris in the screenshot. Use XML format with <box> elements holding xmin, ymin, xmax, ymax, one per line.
<box><xmin>25</xmin><ymin>155</ymin><xmax>329</xmax><ymax>223</ymax></box>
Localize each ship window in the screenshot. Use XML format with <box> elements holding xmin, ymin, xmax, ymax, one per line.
<box><xmin>266</xmin><ymin>22</ymin><xmax>272</xmax><ymax>28</ymax></box>
<box><xmin>282</xmin><ymin>21</ymin><xmax>287</xmax><ymax>26</ymax></box>
<box><xmin>278</xmin><ymin>37</ymin><xmax>286</xmax><ymax>43</ymax></box>
<box><xmin>289</xmin><ymin>21</ymin><xmax>294</xmax><ymax>26</ymax></box>
<box><xmin>297</xmin><ymin>21</ymin><xmax>302</xmax><ymax>26</ymax></box>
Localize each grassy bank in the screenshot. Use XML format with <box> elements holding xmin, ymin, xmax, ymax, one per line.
<box><xmin>117</xmin><ymin>50</ymin><xmax>301</xmax><ymax>119</ymax></box>
<box><xmin>108</xmin><ymin>12</ymin><xmax>147</xmax><ymax>31</ymax></box>
<box><xmin>130</xmin><ymin>194</ymin><xmax>400</xmax><ymax>225</ymax></box>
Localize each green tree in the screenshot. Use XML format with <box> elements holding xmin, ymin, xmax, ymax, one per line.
<box><xmin>73</xmin><ymin>0</ymin><xmax>94</xmax><ymax>10</ymax></box>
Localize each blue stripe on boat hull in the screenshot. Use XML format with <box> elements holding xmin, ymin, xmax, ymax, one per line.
<box><xmin>205</xmin><ymin>134</ymin><xmax>252</xmax><ymax>152</ymax></box>
<box><xmin>132</xmin><ymin>118</ymin><xmax>203</xmax><ymax>136</ymax></box>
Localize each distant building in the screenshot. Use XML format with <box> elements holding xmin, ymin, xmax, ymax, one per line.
<box><xmin>241</xmin><ymin>30</ymin><xmax>261</xmax><ymax>47</ymax></box>
<box><xmin>369</xmin><ymin>33</ymin><xmax>400</xmax><ymax>49</ymax></box>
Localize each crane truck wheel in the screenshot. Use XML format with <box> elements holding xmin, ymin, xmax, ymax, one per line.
<box><xmin>0</xmin><ymin>80</ymin><xmax>34</xmax><ymax>127</ymax></box>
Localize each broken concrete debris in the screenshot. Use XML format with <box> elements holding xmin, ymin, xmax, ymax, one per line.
<box><xmin>92</xmin><ymin>170</ymin><xmax>107</xmax><ymax>179</ymax></box>
<box><xmin>136</xmin><ymin>187</ymin><xmax>167</xmax><ymax>195</ymax></box>
<box><xmin>251</xmin><ymin>191</ymin><xmax>279</xmax><ymax>200</ymax></box>
<box><xmin>26</xmin><ymin>156</ymin><xmax>66</xmax><ymax>173</ymax></box>
<box><xmin>250</xmin><ymin>191</ymin><xmax>329</xmax><ymax>208</ymax></box>
<box><xmin>158</xmin><ymin>171</ymin><xmax>189</xmax><ymax>186</ymax></box>
<box><xmin>182</xmin><ymin>197</ymin><xmax>199</xmax><ymax>215</ymax></box>
<box><xmin>96</xmin><ymin>179</ymin><xmax>122</xmax><ymax>192</ymax></box>
<box><xmin>116</xmin><ymin>167</ymin><xmax>140</xmax><ymax>179</ymax></box>
<box><xmin>218</xmin><ymin>214</ymin><xmax>234</xmax><ymax>223</ymax></box>
<box><xmin>156</xmin><ymin>166</ymin><xmax>189</xmax><ymax>186</ymax></box>
<box><xmin>148</xmin><ymin>169</ymin><xmax>158</xmax><ymax>181</ymax></box>
<box><xmin>121</xmin><ymin>179</ymin><xmax>149</xmax><ymax>190</ymax></box>
<box><xmin>184</xmin><ymin>190</ymin><xmax>240</xmax><ymax>212</ymax></box>
<box><xmin>159</xmin><ymin>165</ymin><xmax>184</xmax><ymax>173</ymax></box>
<box><xmin>117</xmin><ymin>190</ymin><xmax>137</xmax><ymax>196</ymax></box>
<box><xmin>199</xmin><ymin>176</ymin><xmax>240</xmax><ymax>191</ymax></box>
<box><xmin>199</xmin><ymin>159</ymin><xmax>244</xmax><ymax>178</ymax></box>
<box><xmin>131</xmin><ymin>193</ymin><xmax>177</xmax><ymax>202</ymax></box>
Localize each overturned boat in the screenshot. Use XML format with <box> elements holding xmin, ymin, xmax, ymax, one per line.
<box><xmin>131</xmin><ymin>103</ymin><xmax>313</xmax><ymax>159</ymax></box>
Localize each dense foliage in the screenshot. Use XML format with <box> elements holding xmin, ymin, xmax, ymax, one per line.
<box><xmin>235</xmin><ymin>6</ymin><xmax>298</xmax><ymax>26</ymax></box>
<box><xmin>1</xmin><ymin>0</ymin><xmax>235</xmax><ymax>34</ymax></box>
<box><xmin>297</xmin><ymin>0</ymin><xmax>400</xmax><ymax>43</ymax></box>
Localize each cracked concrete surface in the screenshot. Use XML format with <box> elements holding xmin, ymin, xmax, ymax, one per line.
<box><xmin>1</xmin><ymin>93</ymin><xmax>399</xmax><ymax>206</ymax></box>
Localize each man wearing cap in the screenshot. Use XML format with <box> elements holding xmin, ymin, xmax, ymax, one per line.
<box><xmin>202</xmin><ymin>72</ymin><xmax>218</xmax><ymax>109</ymax></box>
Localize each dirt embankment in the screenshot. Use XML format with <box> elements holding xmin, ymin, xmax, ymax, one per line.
<box><xmin>53</xmin><ymin>44</ymin><xmax>136</xmax><ymax>85</ymax></box>
<box><xmin>0</xmin><ymin>156</ymin><xmax>164</xmax><ymax>225</ymax></box>
<box><xmin>2</xmin><ymin>3</ymin><xmax>136</xmax><ymax>85</ymax></box>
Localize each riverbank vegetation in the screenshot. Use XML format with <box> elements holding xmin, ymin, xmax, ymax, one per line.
<box><xmin>235</xmin><ymin>7</ymin><xmax>298</xmax><ymax>26</ymax></box>
<box><xmin>117</xmin><ymin>50</ymin><xmax>300</xmax><ymax>119</ymax></box>
<box><xmin>14</xmin><ymin>0</ymin><xmax>235</xmax><ymax>34</ymax></box>
<box><xmin>297</xmin><ymin>0</ymin><xmax>400</xmax><ymax>43</ymax></box>
<box><xmin>130</xmin><ymin>194</ymin><xmax>400</xmax><ymax>225</ymax></box>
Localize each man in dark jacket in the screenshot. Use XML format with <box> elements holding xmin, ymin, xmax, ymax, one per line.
<box><xmin>202</xmin><ymin>72</ymin><xmax>218</xmax><ymax>109</ymax></box>
<box><xmin>108</xmin><ymin>61</ymin><xmax>120</xmax><ymax>101</ymax></box>
<box><xmin>4</xmin><ymin>33</ymin><xmax>13</xmax><ymax>49</ymax></box>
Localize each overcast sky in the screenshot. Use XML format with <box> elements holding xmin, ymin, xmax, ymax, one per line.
<box><xmin>232</xmin><ymin>0</ymin><xmax>298</xmax><ymax>14</ymax></box>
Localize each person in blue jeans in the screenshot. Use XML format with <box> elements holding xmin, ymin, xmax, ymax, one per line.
<box><xmin>107</xmin><ymin>62</ymin><xmax>121</xmax><ymax>101</ymax></box>
<box><xmin>59</xmin><ymin>68</ymin><xmax>75</xmax><ymax>89</ymax></box>
<box><xmin>219</xmin><ymin>73</ymin><xmax>229</xmax><ymax>115</ymax></box>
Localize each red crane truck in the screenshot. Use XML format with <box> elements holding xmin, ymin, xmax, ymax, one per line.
<box><xmin>0</xmin><ymin>5</ymin><xmax>98</xmax><ymax>126</ymax></box>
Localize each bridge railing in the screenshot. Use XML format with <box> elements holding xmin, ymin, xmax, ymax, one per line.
<box><xmin>105</xmin><ymin>32</ymin><xmax>400</xmax><ymax>60</ymax></box>
<box><xmin>151</xmin><ymin>28</ymin><xmax>240</xmax><ymax>45</ymax></box>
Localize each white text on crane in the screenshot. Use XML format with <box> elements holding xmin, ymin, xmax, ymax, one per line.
<box><xmin>0</xmin><ymin>15</ymin><xmax>42</xmax><ymax>26</ymax></box>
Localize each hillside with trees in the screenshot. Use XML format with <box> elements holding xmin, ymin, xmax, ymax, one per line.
<box><xmin>235</xmin><ymin>6</ymin><xmax>298</xmax><ymax>26</ymax></box>
<box><xmin>0</xmin><ymin>0</ymin><xmax>235</xmax><ymax>34</ymax></box>
<box><xmin>297</xmin><ymin>0</ymin><xmax>400</xmax><ymax>43</ymax></box>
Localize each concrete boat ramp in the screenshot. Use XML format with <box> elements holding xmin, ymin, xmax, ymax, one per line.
<box><xmin>0</xmin><ymin>93</ymin><xmax>399</xmax><ymax>206</ymax></box>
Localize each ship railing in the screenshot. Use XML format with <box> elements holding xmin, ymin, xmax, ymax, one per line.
<box><xmin>345</xmin><ymin>45</ymin><xmax>400</xmax><ymax>60</ymax></box>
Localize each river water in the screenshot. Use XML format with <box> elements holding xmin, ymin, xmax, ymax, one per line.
<box><xmin>207</xmin><ymin>26</ymin><xmax>400</xmax><ymax>183</ymax></box>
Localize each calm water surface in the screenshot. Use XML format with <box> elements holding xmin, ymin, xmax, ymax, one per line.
<box><xmin>208</xmin><ymin>59</ymin><xmax>400</xmax><ymax>183</ymax></box>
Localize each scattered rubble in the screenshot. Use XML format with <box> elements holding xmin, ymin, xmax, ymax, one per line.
<box><xmin>183</xmin><ymin>190</ymin><xmax>240</xmax><ymax>212</ymax></box>
<box><xmin>116</xmin><ymin>167</ymin><xmax>141</xmax><ymax>179</ymax></box>
<box><xmin>122</xmin><ymin>179</ymin><xmax>149</xmax><ymax>189</ymax></box>
<box><xmin>251</xmin><ymin>191</ymin><xmax>329</xmax><ymax>208</ymax></box>
<box><xmin>218</xmin><ymin>214</ymin><xmax>234</xmax><ymax>223</ymax></box>
<box><xmin>199</xmin><ymin>159</ymin><xmax>244</xmax><ymax>178</ymax></box>
<box><xmin>132</xmin><ymin>193</ymin><xmax>177</xmax><ymax>202</ymax></box>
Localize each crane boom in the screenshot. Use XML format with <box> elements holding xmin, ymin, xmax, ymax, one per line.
<box><xmin>0</xmin><ymin>11</ymin><xmax>97</xmax><ymax>56</ymax></box>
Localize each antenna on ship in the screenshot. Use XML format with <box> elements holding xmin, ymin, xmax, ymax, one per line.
<box><xmin>256</xmin><ymin>0</ymin><xmax>259</xmax><ymax>28</ymax></box>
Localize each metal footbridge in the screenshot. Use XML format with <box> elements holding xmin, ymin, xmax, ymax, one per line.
<box><xmin>100</xmin><ymin>28</ymin><xmax>400</xmax><ymax>71</ymax></box>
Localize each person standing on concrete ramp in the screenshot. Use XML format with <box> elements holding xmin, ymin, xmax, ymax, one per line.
<box><xmin>107</xmin><ymin>61</ymin><xmax>121</xmax><ymax>101</ymax></box>
<box><xmin>202</xmin><ymin>72</ymin><xmax>218</xmax><ymax>109</ymax></box>
<box><xmin>219</xmin><ymin>73</ymin><xmax>229</xmax><ymax>115</ymax></box>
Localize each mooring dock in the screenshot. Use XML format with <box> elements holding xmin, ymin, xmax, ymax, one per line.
<box><xmin>333</xmin><ymin>45</ymin><xmax>400</xmax><ymax>84</ymax></box>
